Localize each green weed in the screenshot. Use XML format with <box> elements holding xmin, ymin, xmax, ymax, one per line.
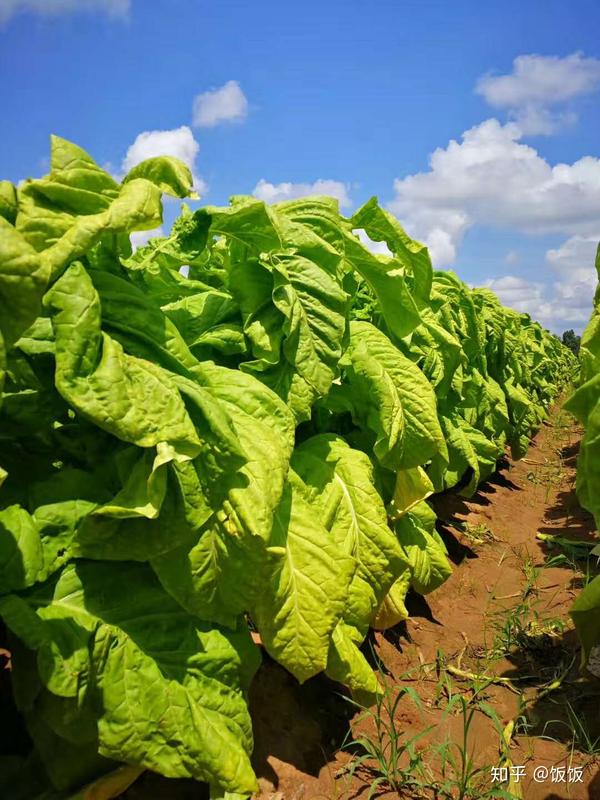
<box><xmin>339</xmin><ymin>673</ymin><xmax>433</xmax><ymax>797</ymax></box>
<box><xmin>541</xmin><ymin>700</ymin><xmax>600</xmax><ymax>757</ymax></box>
<box><xmin>339</xmin><ymin>658</ymin><xmax>520</xmax><ymax>799</ymax></box>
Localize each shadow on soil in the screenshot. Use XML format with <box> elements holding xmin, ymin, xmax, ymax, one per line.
<box><xmin>558</xmin><ymin>440</ymin><xmax>580</xmax><ymax>465</ymax></box>
<box><xmin>535</xmin><ymin>474</ymin><xmax>599</xmax><ymax>593</ymax></box>
<box><xmin>434</xmin><ymin>520</ymin><xmax>478</xmax><ymax>565</ymax></box>
<box><xmin>497</xmin><ymin>625</ymin><xmax>600</xmax><ymax>756</ymax></box>
<box><xmin>432</xmin><ymin>457</ymin><xmax>522</xmax><ymax>566</ymax></box>
<box><xmin>486</xmin><ymin>456</ymin><xmax>523</xmax><ymax>492</ymax></box>
<box><xmin>537</xmin><ymin>486</ymin><xmax>597</xmax><ymax>541</ymax></box>
<box><xmin>249</xmin><ymin>655</ymin><xmax>354</xmax><ymax>787</ymax></box>
<box><xmin>404</xmin><ymin>590</ymin><xmax>441</xmax><ymax>624</ymax></box>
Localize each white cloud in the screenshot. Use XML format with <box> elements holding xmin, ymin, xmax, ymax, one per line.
<box><xmin>482</xmin><ymin>236</ymin><xmax>598</xmax><ymax>331</ymax></box>
<box><xmin>477</xmin><ymin>53</ymin><xmax>600</xmax><ymax>109</ymax></box>
<box><xmin>508</xmin><ymin>106</ymin><xmax>576</xmax><ymax>137</ymax></box>
<box><xmin>504</xmin><ymin>250</ymin><xmax>520</xmax><ymax>265</ymax></box>
<box><xmin>121</xmin><ymin>125</ymin><xmax>207</xmax><ymax>194</ymax></box>
<box><xmin>476</xmin><ymin>53</ymin><xmax>600</xmax><ymax>135</ymax></box>
<box><xmin>483</xmin><ymin>275</ymin><xmax>547</xmax><ymax>317</ymax></box>
<box><xmin>544</xmin><ymin>235</ymin><xmax>598</xmax><ymax>327</ymax></box>
<box><xmin>122</xmin><ymin>126</ymin><xmax>197</xmax><ymax>172</ymax></box>
<box><xmin>0</xmin><ymin>0</ymin><xmax>129</xmax><ymax>23</ymax></box>
<box><xmin>389</xmin><ymin>118</ymin><xmax>600</xmax><ymax>266</ymax></box>
<box><xmin>546</xmin><ymin>234</ymin><xmax>598</xmax><ymax>283</ymax></box>
<box><xmin>484</xmin><ymin>273</ymin><xmax>593</xmax><ymax>331</ymax></box>
<box><xmin>252</xmin><ymin>178</ymin><xmax>352</xmax><ymax>209</ymax></box>
<box><xmin>192</xmin><ymin>81</ymin><xmax>248</xmax><ymax>128</ymax></box>
<box><xmin>130</xmin><ymin>226</ymin><xmax>164</xmax><ymax>251</ymax></box>
<box><xmin>549</xmin><ymin>279</ymin><xmax>595</xmax><ymax>325</ymax></box>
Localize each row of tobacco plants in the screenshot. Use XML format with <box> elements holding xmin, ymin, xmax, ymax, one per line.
<box><xmin>0</xmin><ymin>138</ymin><xmax>576</xmax><ymax>798</ymax></box>
<box><xmin>568</xmin><ymin>243</ymin><xmax>600</xmax><ymax>672</ymax></box>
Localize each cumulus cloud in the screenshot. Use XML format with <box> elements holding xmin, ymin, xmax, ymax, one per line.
<box><xmin>0</xmin><ymin>0</ymin><xmax>129</xmax><ymax>23</ymax></box>
<box><xmin>546</xmin><ymin>234</ymin><xmax>599</xmax><ymax>283</ymax></box>
<box><xmin>192</xmin><ymin>81</ymin><xmax>248</xmax><ymax>128</ymax></box>
<box><xmin>121</xmin><ymin>125</ymin><xmax>207</xmax><ymax>194</ymax></box>
<box><xmin>550</xmin><ymin>279</ymin><xmax>596</xmax><ymax>325</ymax></box>
<box><xmin>544</xmin><ymin>235</ymin><xmax>598</xmax><ymax>327</ymax></box>
<box><xmin>389</xmin><ymin>118</ymin><xmax>600</xmax><ymax>266</ymax></box>
<box><xmin>476</xmin><ymin>53</ymin><xmax>600</xmax><ymax>135</ymax></box>
<box><xmin>482</xmin><ymin>236</ymin><xmax>598</xmax><ymax>331</ymax></box>
<box><xmin>484</xmin><ymin>274</ymin><xmax>547</xmax><ymax>315</ymax></box>
<box><xmin>252</xmin><ymin>178</ymin><xmax>352</xmax><ymax>209</ymax></box>
<box><xmin>484</xmin><ymin>273</ymin><xmax>592</xmax><ymax>331</ymax></box>
<box><xmin>477</xmin><ymin>53</ymin><xmax>600</xmax><ymax>108</ymax></box>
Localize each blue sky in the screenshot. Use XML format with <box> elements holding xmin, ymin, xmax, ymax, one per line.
<box><xmin>1</xmin><ymin>0</ymin><xmax>599</xmax><ymax>332</ymax></box>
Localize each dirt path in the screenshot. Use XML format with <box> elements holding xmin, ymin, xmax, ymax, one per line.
<box><xmin>250</xmin><ymin>402</ymin><xmax>600</xmax><ymax>800</ymax></box>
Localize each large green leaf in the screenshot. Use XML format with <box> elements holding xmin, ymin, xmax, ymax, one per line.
<box><xmin>236</xmin><ymin>251</ymin><xmax>348</xmax><ymax>421</ymax></box>
<box><xmin>351</xmin><ymin>197</ymin><xmax>433</xmax><ymax>305</ymax></box>
<box><xmin>88</xmin><ymin>267</ymin><xmax>201</xmax><ymax>375</ymax></box>
<box><xmin>337</xmin><ymin>321</ymin><xmax>447</xmax><ymax>470</ymax></box>
<box><xmin>395</xmin><ymin>501</ymin><xmax>452</xmax><ymax>595</ymax></box>
<box><xmin>123</xmin><ymin>155</ymin><xmax>197</xmax><ymax>199</ymax></box>
<box><xmin>161</xmin><ymin>290</ymin><xmax>241</xmax><ymax>353</ymax></box>
<box><xmin>326</xmin><ymin>621</ymin><xmax>381</xmax><ymax>701</ymax></box>
<box><xmin>0</xmin><ymin>499</ymin><xmax>97</xmax><ymax>595</ymax></box>
<box><xmin>251</xmin><ymin>473</ymin><xmax>355</xmax><ymax>682</ymax></box>
<box><xmin>44</xmin><ymin>262</ymin><xmax>202</xmax><ymax>455</ymax></box>
<box><xmin>151</xmin><ymin>365</ymin><xmax>295</xmax><ymax>626</ymax></box>
<box><xmin>570</xmin><ymin>388</ymin><xmax>600</xmax><ymax>525</ymax></box>
<box><xmin>0</xmin><ymin>505</ymin><xmax>43</xmax><ymax>594</ymax></box>
<box><xmin>429</xmin><ymin>413</ymin><xmax>499</xmax><ymax>496</ymax></box>
<box><xmin>0</xmin><ymin>218</ymin><xmax>48</xmax><ymax>349</ymax></box>
<box><xmin>343</xmin><ymin>232</ymin><xmax>421</xmax><ymax>339</ymax></box>
<box><xmin>0</xmin><ymin>561</ymin><xmax>260</xmax><ymax>795</ymax></box>
<box><xmin>372</xmin><ymin>568</ymin><xmax>411</xmax><ymax>630</ymax></box>
<box><xmin>0</xmin><ymin>180</ymin><xmax>17</xmax><ymax>224</ymax></box>
<box><xmin>292</xmin><ymin>434</ymin><xmax>405</xmax><ymax>635</ymax></box>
